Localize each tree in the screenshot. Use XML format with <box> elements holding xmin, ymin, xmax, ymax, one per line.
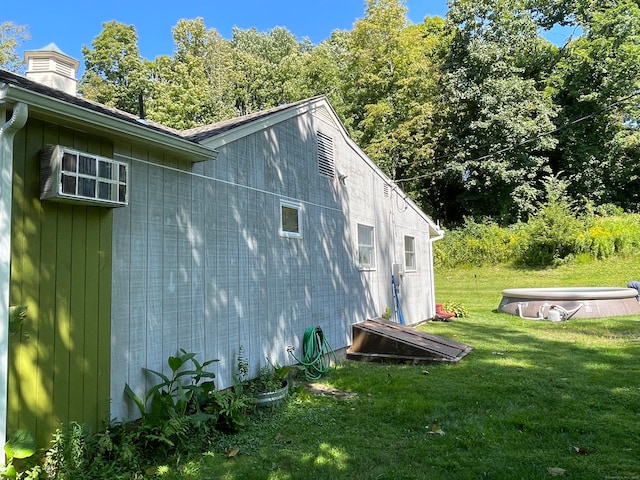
<box><xmin>0</xmin><ymin>21</ymin><xmax>29</xmax><ymax>73</ymax></box>
<box><xmin>547</xmin><ymin>0</ymin><xmax>640</xmax><ymax>211</ymax></box>
<box><xmin>430</xmin><ymin>0</ymin><xmax>558</xmax><ymax>224</ymax></box>
<box><xmin>230</xmin><ymin>26</ymin><xmax>308</xmax><ymax>115</ymax></box>
<box><xmin>146</xmin><ymin>19</ymin><xmax>236</xmax><ymax>129</ymax></box>
<box><xmin>283</xmin><ymin>29</ymin><xmax>350</xmax><ymax>109</ymax></box>
<box><xmin>340</xmin><ymin>0</ymin><xmax>444</xmax><ymax>196</ymax></box>
<box><xmin>79</xmin><ymin>21</ymin><xmax>150</xmax><ymax>115</ymax></box>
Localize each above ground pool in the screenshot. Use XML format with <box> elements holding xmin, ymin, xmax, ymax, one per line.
<box><xmin>498</xmin><ymin>287</ymin><xmax>640</xmax><ymax>320</ymax></box>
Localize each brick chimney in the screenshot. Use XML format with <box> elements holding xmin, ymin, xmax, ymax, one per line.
<box><xmin>24</xmin><ymin>43</ymin><xmax>79</xmax><ymax>95</ymax></box>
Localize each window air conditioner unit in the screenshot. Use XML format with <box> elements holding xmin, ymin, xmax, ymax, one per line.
<box><xmin>40</xmin><ymin>145</ymin><xmax>129</xmax><ymax>207</ymax></box>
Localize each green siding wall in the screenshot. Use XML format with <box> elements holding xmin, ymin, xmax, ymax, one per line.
<box><xmin>8</xmin><ymin>118</ymin><xmax>112</xmax><ymax>447</ymax></box>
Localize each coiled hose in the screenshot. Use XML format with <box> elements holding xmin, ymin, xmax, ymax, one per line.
<box><xmin>288</xmin><ymin>326</ymin><xmax>337</xmax><ymax>380</ymax></box>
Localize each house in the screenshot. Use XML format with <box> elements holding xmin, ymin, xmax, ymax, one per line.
<box><xmin>0</xmin><ymin>44</ymin><xmax>443</xmax><ymax>448</ymax></box>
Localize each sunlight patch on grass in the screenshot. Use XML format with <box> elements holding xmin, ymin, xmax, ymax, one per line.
<box><xmin>303</xmin><ymin>443</ymin><xmax>349</xmax><ymax>470</ymax></box>
<box><xmin>481</xmin><ymin>355</ymin><xmax>537</xmax><ymax>369</ymax></box>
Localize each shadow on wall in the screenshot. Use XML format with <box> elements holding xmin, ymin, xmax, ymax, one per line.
<box><xmin>9</xmin><ymin>120</ymin><xmax>112</xmax><ymax>447</ymax></box>
<box><xmin>197</xmin><ymin>117</ymin><xmax>380</xmax><ymax>385</ymax></box>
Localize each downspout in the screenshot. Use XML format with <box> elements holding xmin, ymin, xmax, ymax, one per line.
<box><xmin>427</xmin><ymin>224</ymin><xmax>444</xmax><ymax>318</ymax></box>
<box><xmin>0</xmin><ymin>100</ymin><xmax>28</xmax><ymax>458</ymax></box>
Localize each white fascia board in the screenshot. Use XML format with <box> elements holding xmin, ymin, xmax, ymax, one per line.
<box><xmin>0</xmin><ymin>83</ymin><xmax>217</xmax><ymax>163</ymax></box>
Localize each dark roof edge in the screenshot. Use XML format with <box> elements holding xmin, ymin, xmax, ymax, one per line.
<box><xmin>0</xmin><ymin>69</ymin><xmax>216</xmax><ymax>162</ymax></box>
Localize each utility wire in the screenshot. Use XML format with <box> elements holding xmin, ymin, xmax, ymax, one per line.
<box><xmin>395</xmin><ymin>89</ymin><xmax>640</xmax><ymax>184</ymax></box>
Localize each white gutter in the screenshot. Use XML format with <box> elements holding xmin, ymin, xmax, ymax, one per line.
<box><xmin>0</xmin><ymin>101</ymin><xmax>28</xmax><ymax>459</ymax></box>
<box><xmin>0</xmin><ymin>82</ymin><xmax>217</xmax><ymax>163</ymax></box>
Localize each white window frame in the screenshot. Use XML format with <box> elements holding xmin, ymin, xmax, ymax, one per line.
<box><xmin>357</xmin><ymin>223</ymin><xmax>376</xmax><ymax>270</ymax></box>
<box><xmin>404</xmin><ymin>235</ymin><xmax>417</xmax><ymax>272</ymax></box>
<box><xmin>280</xmin><ymin>200</ymin><xmax>302</xmax><ymax>238</ymax></box>
<box><xmin>40</xmin><ymin>145</ymin><xmax>129</xmax><ymax>207</ymax></box>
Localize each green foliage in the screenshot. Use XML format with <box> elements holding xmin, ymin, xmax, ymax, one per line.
<box><xmin>1</xmin><ymin>430</ymin><xmax>38</xmax><ymax>479</ymax></box>
<box><xmin>434</xmin><ymin>217</ymin><xmax>516</xmax><ymax>267</ymax></box>
<box><xmin>122</xmin><ymin>350</ymin><xmax>220</xmax><ymax>458</ymax></box>
<box><xmin>205</xmin><ymin>389</ymin><xmax>255</xmax><ymax>433</ymax></box>
<box><xmin>125</xmin><ymin>349</ymin><xmax>218</xmax><ymax>420</ymax></box>
<box><xmin>244</xmin><ymin>361</ymin><xmax>290</xmax><ymax>396</ymax></box>
<box><xmin>547</xmin><ymin>1</ymin><xmax>640</xmax><ymax>212</ymax></box>
<box><xmin>439</xmin><ymin>301</ymin><xmax>469</xmax><ymax>318</ymax></box>
<box><xmin>435</xmin><ymin>186</ymin><xmax>640</xmax><ymax>268</ymax></box>
<box><xmin>583</xmin><ymin>212</ymin><xmax>640</xmax><ymax>259</ymax></box>
<box><xmin>79</xmin><ymin>21</ymin><xmax>151</xmax><ymax>114</ymax></box>
<box><xmin>516</xmin><ymin>176</ymin><xmax>584</xmax><ymax>266</ymax></box>
<box><xmin>0</xmin><ymin>22</ymin><xmax>29</xmax><ymax>73</ymax></box>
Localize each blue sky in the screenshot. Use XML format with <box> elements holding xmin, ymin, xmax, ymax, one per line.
<box><xmin>2</xmin><ymin>0</ymin><xmax>448</xmax><ymax>64</ymax></box>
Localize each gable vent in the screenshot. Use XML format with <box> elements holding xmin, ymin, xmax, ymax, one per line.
<box><xmin>40</xmin><ymin>145</ymin><xmax>129</xmax><ymax>207</ymax></box>
<box><xmin>317</xmin><ymin>131</ymin><xmax>335</xmax><ymax>178</ymax></box>
<box><xmin>383</xmin><ymin>183</ymin><xmax>390</xmax><ymax>197</ymax></box>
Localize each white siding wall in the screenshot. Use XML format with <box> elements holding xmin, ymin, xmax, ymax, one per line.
<box><xmin>110</xmin><ymin>111</ymin><xmax>436</xmax><ymax>420</ymax></box>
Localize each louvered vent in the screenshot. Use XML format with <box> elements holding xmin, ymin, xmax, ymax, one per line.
<box><xmin>317</xmin><ymin>131</ymin><xmax>335</xmax><ymax>178</ymax></box>
<box><xmin>40</xmin><ymin>145</ymin><xmax>129</xmax><ymax>207</ymax></box>
<box><xmin>383</xmin><ymin>183</ymin><xmax>390</xmax><ymax>197</ymax></box>
<box><xmin>55</xmin><ymin>60</ymin><xmax>75</xmax><ymax>78</ymax></box>
<box><xmin>31</xmin><ymin>58</ymin><xmax>50</xmax><ymax>72</ymax></box>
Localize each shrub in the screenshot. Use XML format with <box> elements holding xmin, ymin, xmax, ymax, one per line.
<box><xmin>583</xmin><ymin>213</ymin><xmax>640</xmax><ymax>258</ymax></box>
<box><xmin>44</xmin><ymin>422</ymin><xmax>141</xmax><ymax>480</ymax></box>
<box><xmin>433</xmin><ymin>179</ymin><xmax>640</xmax><ymax>267</ymax></box>
<box><xmin>123</xmin><ymin>350</ymin><xmax>220</xmax><ymax>459</ymax></box>
<box><xmin>434</xmin><ymin>217</ymin><xmax>516</xmax><ymax>267</ymax></box>
<box><xmin>440</xmin><ymin>301</ymin><xmax>469</xmax><ymax>318</ymax></box>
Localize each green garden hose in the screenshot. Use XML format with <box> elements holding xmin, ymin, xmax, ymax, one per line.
<box><xmin>288</xmin><ymin>326</ymin><xmax>337</xmax><ymax>381</ymax></box>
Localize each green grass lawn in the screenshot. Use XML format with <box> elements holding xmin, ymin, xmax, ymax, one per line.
<box><xmin>157</xmin><ymin>257</ymin><xmax>640</xmax><ymax>479</ymax></box>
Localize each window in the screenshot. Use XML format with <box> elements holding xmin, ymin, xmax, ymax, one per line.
<box><xmin>280</xmin><ymin>201</ymin><xmax>302</xmax><ymax>238</ymax></box>
<box><xmin>317</xmin><ymin>131</ymin><xmax>335</xmax><ymax>178</ymax></box>
<box><xmin>357</xmin><ymin>224</ymin><xmax>375</xmax><ymax>269</ymax></box>
<box><xmin>404</xmin><ymin>235</ymin><xmax>417</xmax><ymax>271</ymax></box>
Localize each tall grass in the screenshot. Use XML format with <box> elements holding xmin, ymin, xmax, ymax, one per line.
<box><xmin>434</xmin><ymin>210</ymin><xmax>640</xmax><ymax>268</ymax></box>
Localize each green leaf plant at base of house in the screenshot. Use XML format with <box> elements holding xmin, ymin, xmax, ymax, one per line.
<box><xmin>124</xmin><ymin>349</ymin><xmax>219</xmax><ymax>420</ymax></box>
<box><xmin>123</xmin><ymin>349</ymin><xmax>222</xmax><ymax>457</ymax></box>
<box><xmin>1</xmin><ymin>429</ymin><xmax>38</xmax><ymax>479</ymax></box>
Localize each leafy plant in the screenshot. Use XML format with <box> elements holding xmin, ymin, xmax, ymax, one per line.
<box><xmin>205</xmin><ymin>389</ymin><xmax>255</xmax><ymax>433</ymax></box>
<box><xmin>1</xmin><ymin>430</ymin><xmax>37</xmax><ymax>479</ymax></box>
<box><xmin>43</xmin><ymin>422</ymin><xmax>144</xmax><ymax>479</ymax></box>
<box><xmin>244</xmin><ymin>358</ymin><xmax>292</xmax><ymax>396</ymax></box>
<box><xmin>124</xmin><ymin>349</ymin><xmax>219</xmax><ymax>419</ymax></box>
<box><xmin>122</xmin><ymin>350</ymin><xmax>220</xmax><ymax>458</ymax></box>
<box><xmin>234</xmin><ymin>346</ymin><xmax>249</xmax><ymax>385</ymax></box>
<box><xmin>439</xmin><ymin>301</ymin><xmax>469</xmax><ymax>318</ymax></box>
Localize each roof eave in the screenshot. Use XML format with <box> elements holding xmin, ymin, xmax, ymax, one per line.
<box><xmin>198</xmin><ymin>97</ymin><xmax>325</xmax><ymax>149</ymax></box>
<box><xmin>0</xmin><ymin>82</ymin><xmax>217</xmax><ymax>163</ymax></box>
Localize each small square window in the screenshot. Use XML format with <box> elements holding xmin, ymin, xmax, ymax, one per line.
<box><xmin>405</xmin><ymin>235</ymin><xmax>417</xmax><ymax>271</ymax></box>
<box><xmin>280</xmin><ymin>201</ymin><xmax>302</xmax><ymax>238</ymax></box>
<box><xmin>357</xmin><ymin>224</ymin><xmax>375</xmax><ymax>269</ymax></box>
